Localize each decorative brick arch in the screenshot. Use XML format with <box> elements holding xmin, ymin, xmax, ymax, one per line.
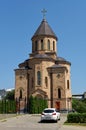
<box><xmin>36</xmin><ymin>94</ymin><xmax>43</xmax><ymax>99</ymax></box>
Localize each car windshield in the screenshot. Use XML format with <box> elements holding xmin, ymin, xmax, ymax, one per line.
<box><xmin>44</xmin><ymin>109</ymin><xmax>54</xmax><ymax>113</ymax></box>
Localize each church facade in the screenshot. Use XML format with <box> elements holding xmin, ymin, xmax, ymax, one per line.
<box><xmin>15</xmin><ymin>17</ymin><xmax>72</xmax><ymax>111</ymax></box>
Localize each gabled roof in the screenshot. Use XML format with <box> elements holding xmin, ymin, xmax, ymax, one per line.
<box><xmin>47</xmin><ymin>64</ymin><xmax>68</xmax><ymax>73</ymax></box>
<box><xmin>31</xmin><ymin>19</ymin><xmax>57</xmax><ymax>40</ymax></box>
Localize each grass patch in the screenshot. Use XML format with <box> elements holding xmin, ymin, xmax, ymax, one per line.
<box><xmin>1</xmin><ymin>119</ymin><xmax>7</xmax><ymax>122</ymax></box>
<box><xmin>64</xmin><ymin>122</ymin><xmax>86</xmax><ymax>126</ymax></box>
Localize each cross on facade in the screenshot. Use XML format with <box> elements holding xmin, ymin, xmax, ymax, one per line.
<box><xmin>41</xmin><ymin>9</ymin><xmax>47</xmax><ymax>19</ymax></box>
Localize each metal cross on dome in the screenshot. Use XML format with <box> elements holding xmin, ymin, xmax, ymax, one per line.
<box><xmin>41</xmin><ymin>9</ymin><xmax>47</xmax><ymax>19</ymax></box>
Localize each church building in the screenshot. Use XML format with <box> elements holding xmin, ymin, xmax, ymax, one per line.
<box><xmin>15</xmin><ymin>14</ymin><xmax>72</xmax><ymax>111</ymax></box>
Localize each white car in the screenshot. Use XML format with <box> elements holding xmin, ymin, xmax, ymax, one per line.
<box><xmin>41</xmin><ymin>108</ymin><xmax>60</xmax><ymax>122</ymax></box>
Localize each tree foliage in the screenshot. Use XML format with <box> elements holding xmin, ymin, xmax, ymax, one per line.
<box><xmin>0</xmin><ymin>99</ymin><xmax>16</xmax><ymax>113</ymax></box>
<box><xmin>29</xmin><ymin>96</ymin><xmax>48</xmax><ymax>114</ymax></box>
<box><xmin>5</xmin><ymin>89</ymin><xmax>15</xmax><ymax>100</ymax></box>
<box><xmin>67</xmin><ymin>113</ymin><xmax>86</xmax><ymax>123</ymax></box>
<box><xmin>72</xmin><ymin>98</ymin><xmax>86</xmax><ymax>113</ymax></box>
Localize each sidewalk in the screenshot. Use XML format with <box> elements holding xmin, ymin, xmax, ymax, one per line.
<box><xmin>0</xmin><ymin>114</ymin><xmax>17</xmax><ymax>120</ymax></box>
<box><xmin>60</xmin><ymin>125</ymin><xmax>86</xmax><ymax>130</ymax></box>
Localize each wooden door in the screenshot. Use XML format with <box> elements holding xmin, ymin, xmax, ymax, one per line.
<box><xmin>55</xmin><ymin>101</ymin><xmax>60</xmax><ymax>110</ymax></box>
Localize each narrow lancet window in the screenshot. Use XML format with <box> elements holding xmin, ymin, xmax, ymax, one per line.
<box><xmin>58</xmin><ymin>88</ymin><xmax>61</xmax><ymax>99</ymax></box>
<box><xmin>37</xmin><ymin>71</ymin><xmax>41</xmax><ymax>85</ymax></box>
<box><xmin>41</xmin><ymin>39</ymin><xmax>43</xmax><ymax>50</ymax></box>
<box><xmin>53</xmin><ymin>41</ymin><xmax>55</xmax><ymax>51</ymax></box>
<box><xmin>35</xmin><ymin>40</ymin><xmax>38</xmax><ymax>51</ymax></box>
<box><xmin>20</xmin><ymin>89</ymin><xmax>22</xmax><ymax>99</ymax></box>
<box><xmin>47</xmin><ymin>39</ymin><xmax>50</xmax><ymax>50</ymax></box>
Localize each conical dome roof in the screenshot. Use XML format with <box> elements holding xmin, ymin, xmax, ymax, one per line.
<box><xmin>31</xmin><ymin>19</ymin><xmax>57</xmax><ymax>40</ymax></box>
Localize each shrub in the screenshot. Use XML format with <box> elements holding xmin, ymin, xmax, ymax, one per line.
<box><xmin>67</xmin><ymin>113</ymin><xmax>86</xmax><ymax>123</ymax></box>
<box><xmin>0</xmin><ymin>99</ymin><xmax>16</xmax><ymax>113</ymax></box>
<box><xmin>72</xmin><ymin>98</ymin><xmax>86</xmax><ymax>113</ymax></box>
<box><xmin>29</xmin><ymin>96</ymin><xmax>48</xmax><ymax>114</ymax></box>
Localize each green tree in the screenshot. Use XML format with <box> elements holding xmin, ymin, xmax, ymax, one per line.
<box><xmin>5</xmin><ymin>89</ymin><xmax>15</xmax><ymax>100</ymax></box>
<box><xmin>72</xmin><ymin>98</ymin><xmax>86</xmax><ymax>113</ymax></box>
<box><xmin>29</xmin><ymin>96</ymin><xmax>48</xmax><ymax>114</ymax></box>
<box><xmin>29</xmin><ymin>96</ymin><xmax>35</xmax><ymax>114</ymax></box>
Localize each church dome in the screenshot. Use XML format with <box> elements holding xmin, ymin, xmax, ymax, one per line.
<box><xmin>31</xmin><ymin>19</ymin><xmax>57</xmax><ymax>40</ymax></box>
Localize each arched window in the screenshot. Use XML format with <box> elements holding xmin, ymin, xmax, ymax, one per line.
<box><xmin>35</xmin><ymin>40</ymin><xmax>38</xmax><ymax>51</ymax></box>
<box><xmin>45</xmin><ymin>77</ymin><xmax>48</xmax><ymax>88</ymax></box>
<box><xmin>67</xmin><ymin>80</ymin><xmax>70</xmax><ymax>89</ymax></box>
<box><xmin>53</xmin><ymin>41</ymin><xmax>55</xmax><ymax>51</ymax></box>
<box><xmin>37</xmin><ymin>71</ymin><xmax>41</xmax><ymax>85</ymax></box>
<box><xmin>32</xmin><ymin>42</ymin><xmax>34</xmax><ymax>52</ymax></box>
<box><xmin>47</xmin><ymin>39</ymin><xmax>50</xmax><ymax>50</ymax></box>
<box><xmin>58</xmin><ymin>88</ymin><xmax>61</xmax><ymax>99</ymax></box>
<box><xmin>20</xmin><ymin>89</ymin><xmax>22</xmax><ymax>99</ymax></box>
<box><xmin>41</xmin><ymin>39</ymin><xmax>43</xmax><ymax>50</ymax></box>
<box><xmin>32</xmin><ymin>77</ymin><xmax>34</xmax><ymax>88</ymax></box>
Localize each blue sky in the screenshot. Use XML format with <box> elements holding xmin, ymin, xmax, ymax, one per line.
<box><xmin>0</xmin><ymin>0</ymin><xmax>86</xmax><ymax>94</ymax></box>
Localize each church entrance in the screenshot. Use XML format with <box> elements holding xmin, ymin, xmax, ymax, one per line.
<box><xmin>16</xmin><ymin>97</ymin><xmax>27</xmax><ymax>113</ymax></box>
<box><xmin>55</xmin><ymin>101</ymin><xmax>60</xmax><ymax>110</ymax></box>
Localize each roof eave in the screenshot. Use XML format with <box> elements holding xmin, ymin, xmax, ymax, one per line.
<box><xmin>31</xmin><ymin>34</ymin><xmax>58</xmax><ymax>41</ymax></box>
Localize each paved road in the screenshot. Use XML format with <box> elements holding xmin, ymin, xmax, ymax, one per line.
<box><xmin>0</xmin><ymin>114</ymin><xmax>85</xmax><ymax>130</ymax></box>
